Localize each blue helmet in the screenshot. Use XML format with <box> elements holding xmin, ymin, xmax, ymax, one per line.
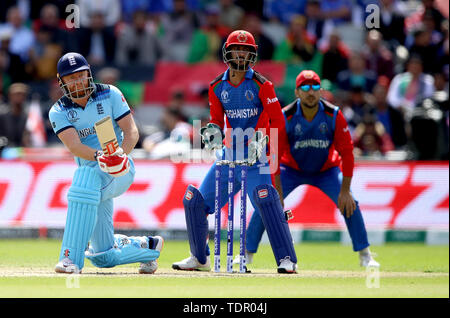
<box><xmin>56</xmin><ymin>52</ymin><xmax>94</xmax><ymax>99</ymax></box>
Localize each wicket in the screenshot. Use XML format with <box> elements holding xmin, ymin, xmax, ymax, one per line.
<box><xmin>214</xmin><ymin>159</ymin><xmax>251</xmax><ymax>273</ymax></box>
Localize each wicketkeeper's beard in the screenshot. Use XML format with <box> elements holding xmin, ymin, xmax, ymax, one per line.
<box><xmin>229</xmin><ymin>60</ymin><xmax>251</xmax><ymax>72</ymax></box>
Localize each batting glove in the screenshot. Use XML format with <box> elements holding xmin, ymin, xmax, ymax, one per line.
<box><xmin>97</xmin><ymin>147</ymin><xmax>130</xmax><ymax>177</ymax></box>
<box><xmin>200</xmin><ymin>123</ymin><xmax>224</xmax><ymax>150</ymax></box>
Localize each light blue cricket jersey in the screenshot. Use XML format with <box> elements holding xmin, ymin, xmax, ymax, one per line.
<box><xmin>49</xmin><ymin>83</ymin><xmax>131</xmax><ymax>167</ymax></box>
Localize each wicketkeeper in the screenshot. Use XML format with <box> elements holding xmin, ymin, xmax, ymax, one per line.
<box><xmin>172</xmin><ymin>30</ymin><xmax>298</xmax><ymax>273</ymax></box>
<box><xmin>50</xmin><ymin>52</ymin><xmax>163</xmax><ymax>274</ymax></box>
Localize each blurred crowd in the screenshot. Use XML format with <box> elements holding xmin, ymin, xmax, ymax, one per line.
<box><xmin>0</xmin><ymin>0</ymin><xmax>448</xmax><ymax>161</ymax></box>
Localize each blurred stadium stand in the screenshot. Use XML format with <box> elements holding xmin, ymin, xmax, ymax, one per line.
<box><xmin>0</xmin><ymin>0</ymin><xmax>448</xmax><ymax>161</ymax></box>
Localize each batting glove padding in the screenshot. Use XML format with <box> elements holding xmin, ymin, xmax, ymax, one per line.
<box><xmin>97</xmin><ymin>148</ymin><xmax>130</xmax><ymax>177</ymax></box>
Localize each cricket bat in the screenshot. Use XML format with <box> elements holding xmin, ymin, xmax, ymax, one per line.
<box><xmin>94</xmin><ymin>116</ymin><xmax>119</xmax><ymax>156</ymax></box>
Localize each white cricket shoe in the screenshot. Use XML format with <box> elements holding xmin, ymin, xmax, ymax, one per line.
<box><xmin>172</xmin><ymin>254</ymin><xmax>211</xmax><ymax>271</ymax></box>
<box><xmin>139</xmin><ymin>236</ymin><xmax>164</xmax><ymax>274</ymax></box>
<box><xmin>232</xmin><ymin>251</ymin><xmax>254</xmax><ymax>265</ymax></box>
<box><xmin>55</xmin><ymin>257</ymin><xmax>81</xmax><ymax>274</ymax></box>
<box><xmin>277</xmin><ymin>257</ymin><xmax>298</xmax><ymax>274</ymax></box>
<box><xmin>359</xmin><ymin>248</ymin><xmax>380</xmax><ymax>268</ymax></box>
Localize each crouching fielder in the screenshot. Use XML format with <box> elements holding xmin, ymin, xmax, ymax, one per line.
<box><xmin>49</xmin><ymin>52</ymin><xmax>163</xmax><ymax>274</ymax></box>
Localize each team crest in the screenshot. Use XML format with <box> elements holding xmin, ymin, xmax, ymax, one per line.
<box><xmin>319</xmin><ymin>122</ymin><xmax>328</xmax><ymax>134</ymax></box>
<box><xmin>303</xmin><ymin>71</ymin><xmax>315</xmax><ymax>79</ymax></box>
<box><xmin>237</xmin><ymin>31</ymin><xmax>248</xmax><ymax>43</ymax></box>
<box><xmin>295</xmin><ymin>123</ymin><xmax>302</xmax><ymax>135</ymax></box>
<box><xmin>221</xmin><ymin>90</ymin><xmax>230</xmax><ymax>103</ymax></box>
<box><xmin>245</xmin><ymin>90</ymin><xmax>254</xmax><ymax>101</ymax></box>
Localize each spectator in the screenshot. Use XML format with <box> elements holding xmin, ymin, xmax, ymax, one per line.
<box><xmin>377</xmin><ymin>0</ymin><xmax>407</xmax><ymax>49</ymax></box>
<box><xmin>27</xmin><ymin>25</ymin><xmax>63</xmax><ymax>80</ymax></box>
<box><xmin>437</xmin><ymin>19</ymin><xmax>449</xmax><ymax>80</ymax></box>
<box><xmin>219</xmin><ymin>0</ymin><xmax>245</xmax><ymax>30</ymax></box>
<box><xmin>0</xmin><ymin>6</ymin><xmax>35</xmax><ymax>62</ymax></box>
<box><xmin>76</xmin><ymin>0</ymin><xmax>121</xmax><ymax>28</ymax></box>
<box><xmin>32</xmin><ymin>3</ymin><xmax>71</xmax><ymax>51</ymax></box>
<box><xmin>75</xmin><ymin>11</ymin><xmax>117</xmax><ymax>66</ymax></box>
<box><xmin>263</xmin><ymin>0</ymin><xmax>306</xmax><ymax>25</ymax></box>
<box><xmin>42</xmin><ymin>80</ymin><xmax>63</xmax><ymax>145</ymax></box>
<box><xmin>241</xmin><ymin>13</ymin><xmax>275</xmax><ymax>60</ymax></box>
<box><xmin>160</xmin><ymin>0</ymin><xmax>201</xmax><ymax>62</ymax></box>
<box><xmin>361</xmin><ymin>29</ymin><xmax>395</xmax><ymax>80</ymax></box>
<box><xmin>346</xmin><ymin>85</ymin><xmax>368</xmax><ymax>130</ymax></box>
<box><xmin>320</xmin><ymin>0</ymin><xmax>352</xmax><ymax>26</ymax></box>
<box><xmin>408</xmin><ymin>26</ymin><xmax>440</xmax><ymax>74</ymax></box>
<box><xmin>353</xmin><ymin>113</ymin><xmax>395</xmax><ymax>157</ymax></box>
<box><xmin>370</xmin><ymin>82</ymin><xmax>408</xmax><ymax>148</ymax></box>
<box><xmin>0</xmin><ymin>83</ymin><xmax>31</xmax><ymax>147</ymax></box>
<box><xmin>143</xmin><ymin>107</ymin><xmax>192</xmax><ymax>159</ymax></box>
<box><xmin>305</xmin><ymin>0</ymin><xmax>334</xmax><ymax>49</ymax></box>
<box><xmin>321</xmin><ymin>31</ymin><xmax>350</xmax><ymax>83</ymax></box>
<box><xmin>336</xmin><ymin>51</ymin><xmax>377</xmax><ymax>93</ymax></box>
<box><xmin>387</xmin><ymin>54</ymin><xmax>435</xmax><ymax>120</ymax></box>
<box><xmin>0</xmin><ymin>30</ymin><xmax>28</xmax><ymax>83</ymax></box>
<box><xmin>187</xmin><ymin>4</ymin><xmax>229</xmax><ymax>63</ymax></box>
<box><xmin>273</xmin><ymin>15</ymin><xmax>317</xmax><ymax>63</ymax></box>
<box><xmin>115</xmin><ymin>10</ymin><xmax>161</xmax><ymax>66</ymax></box>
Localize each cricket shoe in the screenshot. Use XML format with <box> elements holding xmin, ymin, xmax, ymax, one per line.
<box><xmin>55</xmin><ymin>257</ymin><xmax>81</xmax><ymax>274</ymax></box>
<box><xmin>359</xmin><ymin>249</ymin><xmax>380</xmax><ymax>268</ymax></box>
<box><xmin>277</xmin><ymin>257</ymin><xmax>298</xmax><ymax>274</ymax></box>
<box><xmin>172</xmin><ymin>254</ymin><xmax>211</xmax><ymax>271</ymax></box>
<box><xmin>232</xmin><ymin>251</ymin><xmax>254</xmax><ymax>265</ymax></box>
<box><xmin>139</xmin><ymin>236</ymin><xmax>164</xmax><ymax>274</ymax></box>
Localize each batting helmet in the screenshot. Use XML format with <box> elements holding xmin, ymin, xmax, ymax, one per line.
<box><xmin>222</xmin><ymin>30</ymin><xmax>258</xmax><ymax>72</ymax></box>
<box><xmin>56</xmin><ymin>52</ymin><xmax>94</xmax><ymax>100</ymax></box>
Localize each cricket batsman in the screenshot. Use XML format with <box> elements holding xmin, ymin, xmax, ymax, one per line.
<box><xmin>241</xmin><ymin>70</ymin><xmax>380</xmax><ymax>268</ymax></box>
<box><xmin>50</xmin><ymin>52</ymin><xmax>163</xmax><ymax>274</ymax></box>
<box><xmin>172</xmin><ymin>30</ymin><xmax>298</xmax><ymax>273</ymax></box>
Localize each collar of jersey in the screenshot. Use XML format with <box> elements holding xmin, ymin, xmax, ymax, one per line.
<box><xmin>222</xmin><ymin>68</ymin><xmax>254</xmax><ymax>81</ymax></box>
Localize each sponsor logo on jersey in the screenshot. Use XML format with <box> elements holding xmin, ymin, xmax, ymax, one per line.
<box><xmin>266</xmin><ymin>97</ymin><xmax>278</xmax><ymax>104</ymax></box>
<box><xmin>185</xmin><ymin>190</ymin><xmax>193</xmax><ymax>201</ymax></box>
<box><xmin>225</xmin><ymin>108</ymin><xmax>259</xmax><ymax>119</ymax></box>
<box><xmin>294</xmin><ymin>139</ymin><xmax>330</xmax><ymax>149</ymax></box>
<box><xmin>258</xmin><ymin>189</ymin><xmax>268</xmax><ymax>199</ymax></box>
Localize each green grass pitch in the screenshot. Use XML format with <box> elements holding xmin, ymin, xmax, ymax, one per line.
<box><xmin>0</xmin><ymin>239</ymin><xmax>448</xmax><ymax>298</ymax></box>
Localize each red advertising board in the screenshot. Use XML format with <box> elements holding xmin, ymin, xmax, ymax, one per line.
<box><xmin>0</xmin><ymin>160</ymin><xmax>448</xmax><ymax>230</ymax></box>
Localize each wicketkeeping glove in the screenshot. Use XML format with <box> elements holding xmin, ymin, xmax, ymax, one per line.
<box><xmin>248</xmin><ymin>131</ymin><xmax>269</xmax><ymax>164</ymax></box>
<box><xmin>200</xmin><ymin>123</ymin><xmax>224</xmax><ymax>150</ymax></box>
<box><xmin>96</xmin><ymin>147</ymin><xmax>130</xmax><ymax>177</ymax></box>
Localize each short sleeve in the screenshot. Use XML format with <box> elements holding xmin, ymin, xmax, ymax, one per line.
<box><xmin>109</xmin><ymin>85</ymin><xmax>131</xmax><ymax>121</ymax></box>
<box><xmin>48</xmin><ymin>105</ymin><xmax>73</xmax><ymax>135</ymax></box>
